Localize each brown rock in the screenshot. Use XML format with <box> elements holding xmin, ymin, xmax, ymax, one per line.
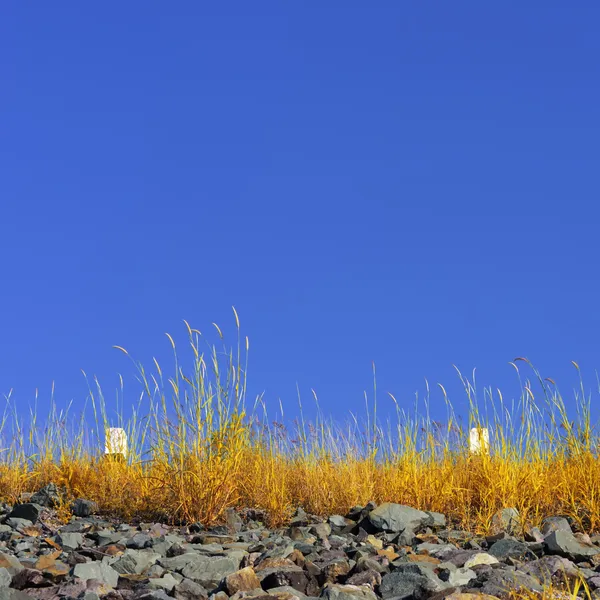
<box><xmin>225</xmin><ymin>567</ymin><xmax>262</xmax><ymax>594</ymax></box>
<box><xmin>12</xmin><ymin>567</ymin><xmax>52</xmax><ymax>589</ymax></box>
<box><xmin>255</xmin><ymin>557</ymin><xmax>298</xmax><ymax>571</ymax></box>
<box><xmin>320</xmin><ymin>559</ymin><xmax>351</xmax><ymax>583</ymax></box>
<box><xmin>346</xmin><ymin>569</ymin><xmax>382</xmax><ymax>588</ymax></box>
<box><xmin>407</xmin><ymin>554</ymin><xmax>441</xmax><ymax>565</ymax></box>
<box><xmin>42</xmin><ymin>561</ymin><xmax>70</xmax><ymax>582</ymax></box>
<box><xmin>104</xmin><ymin>544</ymin><xmax>126</xmax><ymax>556</ymax></box>
<box><xmin>34</xmin><ymin>551</ymin><xmax>61</xmax><ymax>570</ymax></box>
<box><xmin>377</xmin><ymin>548</ymin><xmax>399</xmax><ymax>561</ymax></box>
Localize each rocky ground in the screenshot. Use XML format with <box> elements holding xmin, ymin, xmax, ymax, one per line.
<box><xmin>0</xmin><ymin>485</ymin><xmax>599</xmax><ymax>600</ymax></box>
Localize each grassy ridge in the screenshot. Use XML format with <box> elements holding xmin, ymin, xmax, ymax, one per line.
<box><xmin>0</xmin><ymin>310</ymin><xmax>598</xmax><ymax>532</ymax></box>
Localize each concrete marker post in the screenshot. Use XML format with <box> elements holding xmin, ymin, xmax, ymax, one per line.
<box><xmin>105</xmin><ymin>427</ymin><xmax>127</xmax><ymax>462</ymax></box>
<box><xmin>469</xmin><ymin>427</ymin><xmax>490</xmax><ymax>455</ymax></box>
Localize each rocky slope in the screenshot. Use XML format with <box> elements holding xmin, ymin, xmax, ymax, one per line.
<box><xmin>0</xmin><ymin>485</ymin><xmax>598</xmax><ymax>599</ymax></box>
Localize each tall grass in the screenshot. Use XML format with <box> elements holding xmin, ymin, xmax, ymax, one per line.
<box><xmin>0</xmin><ymin>309</ymin><xmax>598</xmax><ymax>533</ymax></box>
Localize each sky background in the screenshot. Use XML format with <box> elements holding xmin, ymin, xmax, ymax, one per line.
<box><xmin>1</xmin><ymin>3</ymin><xmax>599</xmax><ymax>431</ymax></box>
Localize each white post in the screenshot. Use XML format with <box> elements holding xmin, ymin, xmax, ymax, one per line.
<box><xmin>105</xmin><ymin>428</ymin><xmax>127</xmax><ymax>459</ymax></box>
<box><xmin>469</xmin><ymin>427</ymin><xmax>489</xmax><ymax>455</ymax></box>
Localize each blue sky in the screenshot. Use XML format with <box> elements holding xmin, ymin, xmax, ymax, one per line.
<box><xmin>1</xmin><ymin>3</ymin><xmax>599</xmax><ymax>429</ymax></box>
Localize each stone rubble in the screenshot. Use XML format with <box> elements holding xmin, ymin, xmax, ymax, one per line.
<box><xmin>0</xmin><ymin>493</ymin><xmax>597</xmax><ymax>599</ymax></box>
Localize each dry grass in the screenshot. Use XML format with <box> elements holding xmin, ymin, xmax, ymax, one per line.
<box><xmin>0</xmin><ymin>310</ymin><xmax>599</xmax><ymax>536</ymax></box>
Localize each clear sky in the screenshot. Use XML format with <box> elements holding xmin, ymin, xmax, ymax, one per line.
<box><xmin>2</xmin><ymin>3</ymin><xmax>599</xmax><ymax>428</ymax></box>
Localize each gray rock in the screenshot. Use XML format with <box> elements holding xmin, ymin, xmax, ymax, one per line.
<box><xmin>310</xmin><ymin>523</ymin><xmax>332</xmax><ymax>540</ymax></box>
<box><xmin>491</xmin><ymin>508</ymin><xmax>520</xmax><ymax>535</ymax></box>
<box><xmin>476</xmin><ymin>568</ymin><xmax>543</xmax><ymax>596</ymax></box>
<box><xmin>225</xmin><ymin>508</ymin><xmax>244</xmax><ymax>533</ymax></box>
<box><xmin>488</xmin><ymin>539</ymin><xmax>534</xmax><ymax>560</ymax></box>
<box><xmin>0</xmin><ymin>569</ymin><xmax>9</xmax><ymax>588</ymax></box>
<box><xmin>127</xmin><ymin>532</ymin><xmax>152</xmax><ymax>549</ymax></box>
<box><xmin>380</xmin><ymin>564</ymin><xmax>444</xmax><ymax>599</ymax></box>
<box><xmin>72</xmin><ymin>498</ymin><xmax>98</xmax><ymax>518</ymax></box>
<box><xmin>544</xmin><ymin>530</ymin><xmax>600</xmax><ymax>562</ymax></box>
<box><xmin>30</xmin><ymin>483</ymin><xmax>63</xmax><ymax>508</ymax></box>
<box><xmin>7</xmin><ymin>504</ymin><xmax>41</xmax><ymax>523</ymax></box>
<box><xmin>320</xmin><ymin>583</ymin><xmax>378</xmax><ymax>600</ymax></box>
<box><xmin>173</xmin><ymin>577</ymin><xmax>209</xmax><ymax>600</ymax></box>
<box><xmin>56</xmin><ymin>532</ymin><xmax>83</xmax><ymax>550</ymax></box>
<box><xmin>445</xmin><ymin>567</ymin><xmax>476</xmax><ymax>587</ymax></box>
<box><xmin>328</xmin><ymin>516</ymin><xmax>354</xmax><ymax>529</ymax></box>
<box><xmin>541</xmin><ymin>516</ymin><xmax>572</xmax><ymax>536</ymax></box>
<box><xmin>147</xmin><ymin>564</ymin><xmax>166</xmax><ymax>577</ymax></box>
<box><xmin>367</xmin><ymin>503</ymin><xmax>431</xmax><ymax>533</ymax></box>
<box><xmin>0</xmin><ymin>552</ymin><xmax>24</xmax><ymax>575</ymax></box>
<box><xmin>0</xmin><ymin>590</ymin><xmax>35</xmax><ymax>600</ymax></box>
<box><xmin>135</xmin><ymin>591</ymin><xmax>172</xmax><ymax>600</ymax></box>
<box><xmin>111</xmin><ymin>549</ymin><xmax>161</xmax><ymax>574</ymax></box>
<box><xmin>147</xmin><ymin>572</ymin><xmax>179</xmax><ymax>591</ymax></box>
<box><xmin>290</xmin><ymin>508</ymin><xmax>309</xmax><ymax>526</ymax></box>
<box><xmin>178</xmin><ymin>554</ymin><xmax>240</xmax><ymax>590</ymax></box>
<box><xmin>425</xmin><ymin>511</ymin><xmax>446</xmax><ymax>528</ymax></box>
<box><xmin>4</xmin><ymin>519</ymin><xmax>32</xmax><ymax>532</ymax></box>
<box><xmin>73</xmin><ymin>561</ymin><xmax>120</xmax><ymax>588</ymax></box>
<box><xmin>521</xmin><ymin>555</ymin><xmax>580</xmax><ymax>585</ymax></box>
<box><xmin>268</xmin><ymin>586</ymin><xmax>309</xmax><ymax>599</ymax></box>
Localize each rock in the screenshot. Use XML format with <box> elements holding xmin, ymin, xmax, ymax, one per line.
<box><xmin>135</xmin><ymin>591</ymin><xmax>172</xmax><ymax>600</ymax></box>
<box><xmin>30</xmin><ymin>483</ymin><xmax>64</xmax><ymax>508</ymax></box>
<box><xmin>0</xmin><ymin>590</ymin><xmax>36</xmax><ymax>600</ymax></box>
<box><xmin>328</xmin><ymin>516</ymin><xmax>354</xmax><ymax>530</ymax></box>
<box><xmin>524</xmin><ymin>526</ymin><xmax>544</xmax><ymax>543</ymax></box>
<box><xmin>224</xmin><ymin>567</ymin><xmax>262</xmax><ymax>594</ymax></box>
<box><xmin>544</xmin><ymin>530</ymin><xmax>600</xmax><ymax>562</ymax></box>
<box><xmin>127</xmin><ymin>533</ymin><xmax>152</xmax><ymax>549</ymax></box>
<box><xmin>0</xmin><ymin>553</ymin><xmax>23</xmax><ymax>574</ymax></box>
<box><xmin>442</xmin><ymin>594</ymin><xmax>500</xmax><ymax>600</ymax></box>
<box><xmin>367</xmin><ymin>503</ymin><xmax>431</xmax><ymax>533</ymax></box>
<box><xmin>346</xmin><ymin>569</ymin><xmax>382</xmax><ymax>588</ymax></box>
<box><xmin>173</xmin><ymin>577</ymin><xmax>209</xmax><ymax>600</ymax></box>
<box><xmin>147</xmin><ymin>573</ymin><xmax>179</xmax><ymax>591</ymax></box>
<box><xmin>320</xmin><ymin>584</ymin><xmax>378</xmax><ymax>600</ymax></box>
<box><xmin>521</xmin><ymin>555</ymin><xmax>580</xmax><ymax>584</ymax></box>
<box><xmin>416</xmin><ymin>543</ymin><xmax>457</xmax><ymax>561</ymax></box>
<box><xmin>7</xmin><ymin>504</ymin><xmax>41</xmax><ymax>523</ymax></box>
<box><xmin>365</xmin><ymin>535</ymin><xmax>383</xmax><ymax>550</ymax></box>
<box><xmin>426</xmin><ymin>512</ymin><xmax>446</xmax><ymax>528</ymax></box>
<box><xmin>380</xmin><ymin>564</ymin><xmax>444</xmax><ymax>599</ymax></box>
<box><xmin>541</xmin><ymin>516</ymin><xmax>572</xmax><ymax>536</ymax></box>
<box><xmin>488</xmin><ymin>539</ymin><xmax>533</xmax><ymax>560</ymax></box>
<box><xmin>73</xmin><ymin>561</ymin><xmax>120</xmax><ymax>588</ymax></box>
<box><xmin>111</xmin><ymin>549</ymin><xmax>161</xmax><ymax>574</ymax></box>
<box><xmin>491</xmin><ymin>508</ymin><xmax>520</xmax><ymax>535</ymax></box>
<box><xmin>225</xmin><ymin>508</ymin><xmax>244</xmax><ymax>533</ymax></box>
<box><xmin>310</xmin><ymin>523</ymin><xmax>332</xmax><ymax>540</ymax></box>
<box><xmin>259</xmin><ymin>565</ymin><xmax>309</xmax><ymax>593</ymax></box>
<box><xmin>56</xmin><ymin>532</ymin><xmax>83</xmax><ymax>550</ymax></box>
<box><xmin>11</xmin><ymin>568</ymin><xmax>52</xmax><ymax>589</ymax></box>
<box><xmin>72</xmin><ymin>498</ymin><xmax>98</xmax><ymax>517</ymax></box>
<box><xmin>0</xmin><ymin>569</ymin><xmax>9</xmax><ymax>588</ymax></box>
<box><xmin>445</xmin><ymin>567</ymin><xmax>476</xmax><ymax>587</ymax></box>
<box><xmin>290</xmin><ymin>508</ymin><xmax>309</xmax><ymax>526</ymax></box>
<box><xmin>178</xmin><ymin>554</ymin><xmax>240</xmax><ymax>590</ymax></box>
<box><xmin>476</xmin><ymin>568</ymin><xmax>543</xmax><ymax>596</ymax></box>
<box><xmin>463</xmin><ymin>553</ymin><xmax>499</xmax><ymax>568</ymax></box>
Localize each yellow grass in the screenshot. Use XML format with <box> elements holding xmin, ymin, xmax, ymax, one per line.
<box><xmin>0</xmin><ymin>310</ymin><xmax>599</xmax><ymax>536</ymax></box>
